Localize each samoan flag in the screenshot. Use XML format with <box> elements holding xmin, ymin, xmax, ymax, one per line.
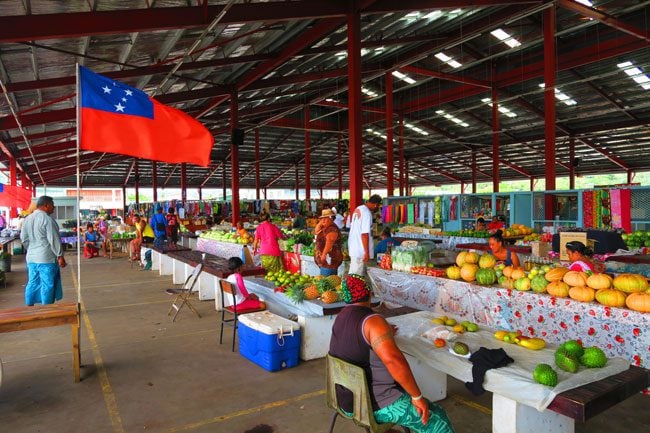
<box><xmin>78</xmin><ymin>66</ymin><xmax>213</xmax><ymax>167</ymax></box>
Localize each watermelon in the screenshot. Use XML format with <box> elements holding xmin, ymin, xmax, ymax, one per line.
<box><xmin>514</xmin><ymin>277</ymin><xmax>531</xmax><ymax>291</ymax></box>
<box><xmin>476</xmin><ymin>268</ymin><xmax>497</xmax><ymax>286</ymax></box>
<box><xmin>531</xmin><ymin>275</ymin><xmax>548</xmax><ymax>293</ymax></box>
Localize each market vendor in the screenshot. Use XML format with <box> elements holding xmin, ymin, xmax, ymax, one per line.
<box><xmin>476</xmin><ymin>217</ymin><xmax>487</xmax><ymax>231</ymax></box>
<box><xmin>253</xmin><ymin>212</ymin><xmax>285</xmax><ymax>273</ymax></box>
<box><xmin>374</xmin><ymin>227</ymin><xmax>396</xmax><ymax>256</ymax></box>
<box><xmin>84</xmin><ymin>223</ymin><xmax>107</xmax><ymax>257</ymax></box>
<box><xmin>565</xmin><ymin>241</ymin><xmax>601</xmax><ymax>272</ymax></box>
<box><xmin>314</xmin><ymin>209</ymin><xmax>343</xmax><ymax>276</ymax></box>
<box><xmin>235</xmin><ymin>221</ymin><xmax>248</xmax><ymax>238</ymax></box>
<box><xmin>487</xmin><ymin>215</ymin><xmax>504</xmax><ymax>231</ymax></box>
<box><xmin>488</xmin><ymin>230</ymin><xmax>520</xmax><ymax>268</ymax></box>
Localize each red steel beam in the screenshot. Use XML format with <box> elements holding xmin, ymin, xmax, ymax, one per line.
<box><xmin>316</xmin><ymin>100</ymin><xmax>384</xmax><ymax>114</ymax></box>
<box><xmin>364</xmin><ymin>0</ymin><xmax>540</xmax><ymax>14</ymax></box>
<box><xmin>304</xmin><ymin>106</ymin><xmax>311</xmax><ymax>201</ymax></box>
<box><xmin>40</xmin><ymin>155</ymin><xmax>123</xmax><ymax>183</ymax></box>
<box><xmin>196</xmin><ymin>18</ymin><xmax>343</xmax><ymax>118</ymax></box>
<box><xmin>385</xmin><ymin>72</ymin><xmax>394</xmax><ymax>197</ymax></box>
<box><xmin>348</xmin><ymin>7</ymin><xmax>363</xmax><ymax>211</ymax></box>
<box><xmin>401</xmin><ymin>65</ymin><xmax>491</xmax><ymax>88</ymax></box>
<box><xmin>255</xmin><ymin>129</ymin><xmax>261</xmax><ymax>200</ymax></box>
<box><xmin>230</xmin><ymin>94</ymin><xmax>240</xmax><ymax>225</ymax></box>
<box><xmin>492</xmin><ymin>87</ymin><xmax>500</xmax><ymax>192</ymax></box>
<box><xmin>0</xmin><ymin>2</ymin><xmax>349</xmax><ymax>43</ymax></box>
<box><xmin>3</xmin><ymin>127</ymin><xmax>76</xmax><ymax>143</ymax></box>
<box><xmin>15</xmin><ymin>140</ymin><xmax>75</xmax><ymax>159</ymax></box>
<box><xmin>558</xmin><ymin>0</ymin><xmax>650</xmax><ymax>43</ymax></box>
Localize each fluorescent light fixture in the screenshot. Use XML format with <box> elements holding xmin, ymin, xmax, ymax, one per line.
<box><xmin>538</xmin><ymin>84</ymin><xmax>577</xmax><ymax>106</ymax></box>
<box><xmin>435</xmin><ymin>109</ymin><xmax>470</xmax><ymax>128</ymax></box>
<box><xmin>490</xmin><ymin>28</ymin><xmax>521</xmax><ymax>48</ymax></box>
<box><xmin>435</xmin><ymin>52</ymin><xmax>462</xmax><ymax>68</ymax></box>
<box><xmin>575</xmin><ymin>0</ymin><xmax>592</xmax><ymax>6</ymax></box>
<box><xmin>481</xmin><ymin>98</ymin><xmax>517</xmax><ymax>118</ymax></box>
<box><xmin>374</xmin><ymin>46</ymin><xmax>385</xmax><ymax>53</ymax></box>
<box><xmin>336</xmin><ymin>51</ymin><xmax>347</xmax><ymax>57</ymax></box>
<box><xmin>424</xmin><ymin>10</ymin><xmax>442</xmax><ymax>20</ymax></box>
<box><xmin>392</xmin><ymin>70</ymin><xmax>416</xmax><ymax>85</ymax></box>
<box><xmin>361</xmin><ymin>87</ymin><xmax>379</xmax><ymax>98</ymax></box>
<box><xmin>405</xmin><ymin>11</ymin><xmax>420</xmax><ymax>18</ymax></box>
<box><xmin>617</xmin><ymin>60</ymin><xmax>650</xmax><ymax>91</ymax></box>
<box><xmin>325</xmin><ymin>98</ymin><xmax>338</xmax><ymax>103</ymax></box>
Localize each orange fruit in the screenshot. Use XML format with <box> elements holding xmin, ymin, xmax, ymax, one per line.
<box><xmin>434</xmin><ymin>338</ymin><xmax>446</xmax><ymax>348</ymax></box>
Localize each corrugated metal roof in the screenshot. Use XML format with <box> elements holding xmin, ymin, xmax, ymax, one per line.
<box><xmin>1</xmin><ymin>0</ymin><xmax>649</xmax><ymax>190</ymax></box>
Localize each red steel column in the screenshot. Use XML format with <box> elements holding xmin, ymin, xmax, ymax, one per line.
<box><xmin>9</xmin><ymin>158</ymin><xmax>16</xmax><ymax>218</ymax></box>
<box><xmin>569</xmin><ymin>136</ymin><xmax>575</xmax><ymax>190</ymax></box>
<box><xmin>492</xmin><ymin>87</ymin><xmax>500</xmax><ymax>193</ymax></box>
<box><xmin>386</xmin><ymin>72</ymin><xmax>395</xmax><ymax>197</ymax></box>
<box><xmin>337</xmin><ymin>136</ymin><xmax>343</xmax><ymax>200</ymax></box>
<box><xmin>134</xmin><ymin>159</ymin><xmax>140</xmax><ymax>207</ymax></box>
<box><xmin>530</xmin><ymin>177</ymin><xmax>535</xmax><ymax>191</ymax></box>
<box><xmin>152</xmin><ymin>161</ymin><xmax>158</xmax><ymax>202</ymax></box>
<box><xmin>180</xmin><ymin>163</ymin><xmax>187</xmax><ymax>205</ymax></box>
<box><xmin>304</xmin><ymin>106</ymin><xmax>311</xmax><ymax>201</ymax></box>
<box><xmin>404</xmin><ymin>160</ymin><xmax>410</xmax><ymax>195</ymax></box>
<box><xmin>198</xmin><ymin>187</ymin><xmax>202</xmax><ymax>201</ymax></box>
<box><xmin>471</xmin><ymin>150</ymin><xmax>477</xmax><ymax>194</ymax></box>
<box><xmin>460</xmin><ymin>181</ymin><xmax>465</xmax><ymax>194</ymax></box>
<box><xmin>295</xmin><ymin>165</ymin><xmax>300</xmax><ymax>201</ymax></box>
<box><xmin>398</xmin><ymin>114</ymin><xmax>405</xmax><ymax>196</ymax></box>
<box><xmin>230</xmin><ymin>93</ymin><xmax>241</xmax><ymax>225</ymax></box>
<box><xmin>222</xmin><ymin>163</ymin><xmax>227</xmax><ymax>200</ymax></box>
<box><xmin>122</xmin><ymin>186</ymin><xmax>126</xmax><ymax>213</ymax></box>
<box><xmin>21</xmin><ymin>171</ymin><xmax>28</xmax><ymax>188</ymax></box>
<box><xmin>627</xmin><ymin>170</ymin><xmax>634</xmax><ymax>184</ymax></box>
<box><xmin>544</xmin><ymin>5</ymin><xmax>557</xmax><ymax>219</ymax></box>
<box><xmin>347</xmin><ymin>6</ymin><xmax>363</xmax><ymax>210</ymax></box>
<box><xmin>255</xmin><ymin>129</ymin><xmax>261</xmax><ymax>200</ymax></box>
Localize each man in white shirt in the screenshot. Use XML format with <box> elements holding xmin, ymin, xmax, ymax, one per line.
<box><xmin>347</xmin><ymin>195</ymin><xmax>382</xmax><ymax>277</ymax></box>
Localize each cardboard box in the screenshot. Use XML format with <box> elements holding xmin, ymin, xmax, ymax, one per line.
<box><xmin>530</xmin><ymin>241</ymin><xmax>551</xmax><ymax>258</ymax></box>
<box><xmin>559</xmin><ymin>232</ymin><xmax>596</xmax><ymax>261</ymax></box>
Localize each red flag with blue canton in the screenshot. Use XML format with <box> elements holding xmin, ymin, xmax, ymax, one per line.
<box><xmin>79</xmin><ymin>66</ymin><xmax>213</xmax><ymax>167</ymax></box>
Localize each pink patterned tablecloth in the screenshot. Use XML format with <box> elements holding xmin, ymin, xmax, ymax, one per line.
<box><xmin>368</xmin><ymin>267</ymin><xmax>650</xmax><ymax>367</ymax></box>
<box><xmin>196</xmin><ymin>238</ymin><xmax>260</xmax><ymax>266</ymax></box>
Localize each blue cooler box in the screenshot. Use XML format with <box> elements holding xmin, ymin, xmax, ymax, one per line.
<box><xmin>238</xmin><ymin>311</ymin><xmax>301</xmax><ymax>372</ymax></box>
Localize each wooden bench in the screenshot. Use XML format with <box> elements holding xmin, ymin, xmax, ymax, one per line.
<box><xmin>548</xmin><ymin>365</ymin><xmax>649</xmax><ymax>422</ymax></box>
<box><xmin>0</xmin><ymin>302</ymin><xmax>81</xmax><ymax>382</ymax></box>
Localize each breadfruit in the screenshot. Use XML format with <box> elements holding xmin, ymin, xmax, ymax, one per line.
<box><xmin>559</xmin><ymin>340</ymin><xmax>584</xmax><ymax>359</ymax></box>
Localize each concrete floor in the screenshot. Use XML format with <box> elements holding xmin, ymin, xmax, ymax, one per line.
<box><xmin>0</xmin><ymin>255</ymin><xmax>647</xmax><ymax>433</ymax></box>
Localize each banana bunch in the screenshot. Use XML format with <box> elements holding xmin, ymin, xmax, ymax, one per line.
<box><xmin>494</xmin><ymin>330</ymin><xmax>546</xmax><ymax>350</ymax></box>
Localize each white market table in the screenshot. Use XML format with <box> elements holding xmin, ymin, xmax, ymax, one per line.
<box><xmin>368</xmin><ymin>267</ymin><xmax>650</xmax><ymax>368</ymax></box>
<box><xmin>196</xmin><ymin>237</ymin><xmax>260</xmax><ymax>266</ymax></box>
<box><xmin>388</xmin><ymin>311</ymin><xmax>632</xmax><ymax>433</ymax></box>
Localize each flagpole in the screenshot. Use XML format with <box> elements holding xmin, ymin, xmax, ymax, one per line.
<box><xmin>75</xmin><ymin>64</ymin><xmax>81</xmax><ymax>305</ymax></box>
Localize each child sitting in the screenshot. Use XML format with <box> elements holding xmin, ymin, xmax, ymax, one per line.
<box><xmin>226</xmin><ymin>257</ymin><xmax>266</xmax><ymax>311</ymax></box>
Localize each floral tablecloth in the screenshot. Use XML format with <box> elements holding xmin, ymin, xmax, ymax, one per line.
<box><xmin>196</xmin><ymin>238</ymin><xmax>260</xmax><ymax>266</ymax></box>
<box><xmin>368</xmin><ymin>267</ymin><xmax>650</xmax><ymax>367</ymax></box>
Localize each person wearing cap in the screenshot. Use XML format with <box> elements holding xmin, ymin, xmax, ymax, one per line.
<box><xmin>348</xmin><ymin>194</ymin><xmax>383</xmax><ymax>277</ymax></box>
<box><xmin>150</xmin><ymin>205</ymin><xmax>167</xmax><ymax>249</ymax></box>
<box><xmin>329</xmin><ymin>275</ymin><xmax>455</xmax><ymax>433</ymax></box>
<box><xmin>314</xmin><ymin>209</ymin><xmax>343</xmax><ymax>276</ymax></box>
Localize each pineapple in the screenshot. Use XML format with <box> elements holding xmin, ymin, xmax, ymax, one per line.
<box><xmin>285</xmin><ymin>284</ymin><xmax>306</xmax><ymax>304</ymax></box>
<box><xmin>326</xmin><ymin>275</ymin><xmax>342</xmax><ymax>287</ymax></box>
<box><xmin>303</xmin><ymin>284</ymin><xmax>320</xmax><ymax>300</ymax></box>
<box><xmin>316</xmin><ymin>278</ymin><xmax>334</xmax><ymax>294</ymax></box>
<box><xmin>321</xmin><ymin>290</ymin><xmax>339</xmax><ymax>304</ymax></box>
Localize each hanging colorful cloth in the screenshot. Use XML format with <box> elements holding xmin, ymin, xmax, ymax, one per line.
<box><xmin>407</xmin><ymin>203</ymin><xmax>415</xmax><ymax>224</ymax></box>
<box><xmin>449</xmin><ymin>196</ymin><xmax>458</xmax><ymax>221</ymax></box>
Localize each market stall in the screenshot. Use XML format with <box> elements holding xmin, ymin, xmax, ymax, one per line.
<box><xmin>196</xmin><ymin>237</ymin><xmax>259</xmax><ymax>266</ymax></box>
<box><xmin>368</xmin><ymin>267</ymin><xmax>650</xmax><ymax>367</ymax></box>
<box><xmin>388</xmin><ymin>311</ymin><xmax>630</xmax><ymax>433</ymax></box>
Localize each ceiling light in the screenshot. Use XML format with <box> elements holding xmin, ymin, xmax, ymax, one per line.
<box><xmin>617</xmin><ymin>60</ymin><xmax>650</xmax><ymax>91</ymax></box>
<box><xmin>435</xmin><ymin>110</ymin><xmax>469</xmax><ymax>128</ymax></box>
<box><xmin>491</xmin><ymin>28</ymin><xmax>521</xmax><ymax>48</ymax></box>
<box><xmin>538</xmin><ymin>84</ymin><xmax>577</xmax><ymax>106</ymax></box>
<box><xmin>481</xmin><ymin>98</ymin><xmax>518</xmax><ymax>117</ymax></box>
<box><xmin>435</xmin><ymin>52</ymin><xmax>462</xmax><ymax>68</ymax></box>
<box><xmin>424</xmin><ymin>10</ymin><xmax>442</xmax><ymax>20</ymax></box>
<box><xmin>392</xmin><ymin>71</ymin><xmax>416</xmax><ymax>85</ymax></box>
<box><xmin>575</xmin><ymin>0</ymin><xmax>592</xmax><ymax>6</ymax></box>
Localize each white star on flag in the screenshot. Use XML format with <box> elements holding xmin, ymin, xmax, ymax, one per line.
<box><xmin>102</xmin><ymin>86</ymin><xmax>111</xmax><ymax>94</ymax></box>
<box><xmin>125</xmin><ymin>89</ymin><xmax>133</xmax><ymax>96</ymax></box>
<box><xmin>115</xmin><ymin>103</ymin><xmax>125</xmax><ymax>112</ymax></box>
